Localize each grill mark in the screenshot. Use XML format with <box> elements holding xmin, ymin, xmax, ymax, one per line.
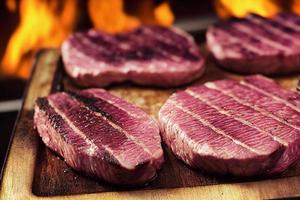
<box><xmin>240</xmin><ymin>81</ymin><xmax>300</xmax><ymax>114</ymax></box>
<box><xmin>36</xmin><ymin>98</ymin><xmax>73</xmax><ymax>144</ymax></box>
<box><xmin>136</xmin><ymin>29</ymin><xmax>199</xmax><ymax>61</ymax></box>
<box><xmin>71</xmin><ymin>35</ymin><xmax>128</xmax><ymax>64</ymax></box>
<box><xmin>46</xmin><ymin>98</ymin><xmax>128</xmax><ymax>168</ymax></box>
<box><xmin>80</xmin><ymin>34</ymin><xmax>112</xmax><ymax>51</ymax></box>
<box><xmin>161</xmin><ymin>109</ymin><xmax>254</xmax><ymax>159</ymax></box>
<box><xmin>207</xmin><ymin>32</ymin><xmax>242</xmax><ymax>59</ymax></box>
<box><xmin>70</xmin><ymin>36</ymin><xmax>157</xmax><ymax>70</ymax></box>
<box><xmin>189</xmin><ymin>85</ymin><xmax>300</xmax><ymax>141</ymax></box>
<box><xmin>275</xmin><ymin>14</ymin><xmax>300</xmax><ymax>32</ymax></box>
<box><xmin>64</xmin><ymin>41</ymin><xmax>107</xmax><ymax>70</ymax></box>
<box><xmin>246</xmin><ymin>15</ymin><xmax>300</xmax><ymax>47</ymax></box>
<box><xmin>206</xmin><ymin>82</ymin><xmax>300</xmax><ymax>132</ymax></box>
<box><xmin>86</xmin><ymin>90</ymin><xmax>144</xmax><ymax>119</ymax></box>
<box><xmin>86</xmin><ymin>32</ymin><xmax>118</xmax><ymax>48</ymax></box>
<box><xmin>160</xmin><ymin>110</ymin><xmax>242</xmax><ymax>159</ymax></box>
<box><xmin>214</xmin><ymin>28</ymin><xmax>268</xmax><ymax>55</ymax></box>
<box><xmin>103</xmin><ymin>151</ymin><xmax>123</xmax><ymax>167</ymax></box>
<box><xmin>168</xmin><ymin>100</ymin><xmax>263</xmax><ymax>155</ymax></box>
<box><xmin>185</xmin><ymin>90</ymin><xmax>288</xmax><ymax>146</ymax></box>
<box><xmin>232</xmin><ymin>22</ymin><xmax>293</xmax><ymax>53</ymax></box>
<box><xmin>160</xmin><ymin>113</ymin><xmax>197</xmax><ymax>164</ymax></box>
<box><xmin>70</xmin><ymin>27</ymin><xmax>199</xmax><ymax>65</ymax></box>
<box><xmin>141</xmin><ymin>27</ymin><xmax>199</xmax><ymax>62</ymax></box>
<box><xmin>244</xmin><ymin>76</ymin><xmax>300</xmax><ymax>107</ymax></box>
<box><xmin>65</xmin><ymin>34</ymin><xmax>194</xmax><ymax>73</ymax></box>
<box><xmin>37</xmin><ymin>98</ymin><xmax>123</xmax><ymax>167</ymax></box>
<box><xmin>68</xmin><ymin>91</ymin><xmax>114</xmax><ymax>121</ymax></box>
<box><xmin>135</xmin><ymin>26</ymin><xmax>191</xmax><ymax>50</ymax></box>
<box><xmin>36</xmin><ymin>97</ymin><xmax>49</xmax><ymax>111</ymax></box>
<box><xmin>221</xmin><ymin>43</ymin><xmax>257</xmax><ymax>58</ymax></box>
<box><xmin>71</xmin><ymin>36</ymin><xmax>123</xmax><ymax>64</ymax></box>
<box><xmin>68</xmin><ymin>92</ymin><xmax>154</xmax><ymax>157</ymax></box>
<box><xmin>145</xmin><ymin>26</ymin><xmax>190</xmax><ymax>45</ymax></box>
<box><xmin>208</xmin><ymin>30</ymin><xmax>260</xmax><ymax>60</ymax></box>
<box><xmin>73</xmin><ymin>34</ymin><xmax>107</xmax><ymax>52</ymax></box>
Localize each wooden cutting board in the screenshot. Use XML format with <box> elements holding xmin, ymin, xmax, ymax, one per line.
<box><xmin>1</xmin><ymin>48</ymin><xmax>300</xmax><ymax>200</ymax></box>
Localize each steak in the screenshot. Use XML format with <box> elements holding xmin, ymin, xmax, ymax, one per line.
<box><xmin>62</xmin><ymin>26</ymin><xmax>205</xmax><ymax>87</ymax></box>
<box><xmin>34</xmin><ymin>89</ymin><xmax>164</xmax><ymax>185</ymax></box>
<box><xmin>207</xmin><ymin>13</ymin><xmax>300</xmax><ymax>75</ymax></box>
<box><xmin>159</xmin><ymin>75</ymin><xmax>300</xmax><ymax>176</ymax></box>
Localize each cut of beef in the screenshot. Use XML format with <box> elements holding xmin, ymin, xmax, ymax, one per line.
<box><xmin>62</xmin><ymin>26</ymin><xmax>205</xmax><ymax>87</ymax></box>
<box><xmin>207</xmin><ymin>13</ymin><xmax>300</xmax><ymax>75</ymax></box>
<box><xmin>159</xmin><ymin>75</ymin><xmax>300</xmax><ymax>176</ymax></box>
<box><xmin>34</xmin><ymin>89</ymin><xmax>164</xmax><ymax>185</ymax></box>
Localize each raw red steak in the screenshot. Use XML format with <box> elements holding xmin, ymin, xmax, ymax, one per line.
<box><xmin>207</xmin><ymin>13</ymin><xmax>300</xmax><ymax>75</ymax></box>
<box><xmin>62</xmin><ymin>26</ymin><xmax>205</xmax><ymax>87</ymax></box>
<box><xmin>34</xmin><ymin>89</ymin><xmax>164</xmax><ymax>185</ymax></box>
<box><xmin>159</xmin><ymin>75</ymin><xmax>300</xmax><ymax>176</ymax></box>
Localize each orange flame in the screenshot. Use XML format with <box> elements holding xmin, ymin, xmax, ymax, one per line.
<box><xmin>215</xmin><ymin>0</ymin><xmax>281</xmax><ymax>18</ymax></box>
<box><xmin>88</xmin><ymin>0</ymin><xmax>140</xmax><ymax>33</ymax></box>
<box><xmin>88</xmin><ymin>0</ymin><xmax>174</xmax><ymax>33</ymax></box>
<box><xmin>1</xmin><ymin>0</ymin><xmax>77</xmax><ymax>78</ymax></box>
<box><xmin>292</xmin><ymin>0</ymin><xmax>300</xmax><ymax>14</ymax></box>
<box><xmin>6</xmin><ymin>0</ymin><xmax>17</xmax><ymax>12</ymax></box>
<box><xmin>1</xmin><ymin>0</ymin><xmax>174</xmax><ymax>78</ymax></box>
<box><xmin>154</xmin><ymin>2</ymin><xmax>174</xmax><ymax>27</ymax></box>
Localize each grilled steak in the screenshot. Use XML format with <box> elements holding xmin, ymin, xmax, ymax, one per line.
<box><xmin>207</xmin><ymin>13</ymin><xmax>300</xmax><ymax>75</ymax></box>
<box><xmin>34</xmin><ymin>89</ymin><xmax>164</xmax><ymax>185</ymax></box>
<box><xmin>62</xmin><ymin>26</ymin><xmax>205</xmax><ymax>87</ymax></box>
<box><xmin>159</xmin><ymin>75</ymin><xmax>300</xmax><ymax>176</ymax></box>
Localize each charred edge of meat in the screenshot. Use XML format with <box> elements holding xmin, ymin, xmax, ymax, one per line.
<box><xmin>36</xmin><ymin>98</ymin><xmax>126</xmax><ymax>168</ymax></box>
<box><xmin>135</xmin><ymin>159</ymin><xmax>152</xmax><ymax>171</ymax></box>
<box><xmin>103</xmin><ymin>150</ymin><xmax>121</xmax><ymax>167</ymax></box>
<box><xmin>66</xmin><ymin>91</ymin><xmax>158</xmax><ymax>172</ymax></box>
<box><xmin>297</xmin><ymin>80</ymin><xmax>300</xmax><ymax>91</ymax></box>
<box><xmin>36</xmin><ymin>98</ymin><xmax>72</xmax><ymax>144</ymax></box>
<box><xmin>67</xmin><ymin>91</ymin><xmax>114</xmax><ymax>121</ymax></box>
<box><xmin>36</xmin><ymin>97</ymin><xmax>49</xmax><ymax>111</ymax></box>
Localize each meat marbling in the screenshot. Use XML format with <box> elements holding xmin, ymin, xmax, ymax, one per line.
<box><xmin>207</xmin><ymin>13</ymin><xmax>300</xmax><ymax>75</ymax></box>
<box><xmin>159</xmin><ymin>75</ymin><xmax>300</xmax><ymax>176</ymax></box>
<box><xmin>62</xmin><ymin>26</ymin><xmax>205</xmax><ymax>87</ymax></box>
<box><xmin>34</xmin><ymin>88</ymin><xmax>164</xmax><ymax>185</ymax></box>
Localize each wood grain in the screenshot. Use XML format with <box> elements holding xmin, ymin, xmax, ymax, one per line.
<box><xmin>1</xmin><ymin>48</ymin><xmax>300</xmax><ymax>199</ymax></box>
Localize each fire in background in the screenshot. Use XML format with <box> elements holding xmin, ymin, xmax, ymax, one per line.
<box><xmin>5</xmin><ymin>0</ymin><xmax>300</xmax><ymax>79</ymax></box>
<box><xmin>216</xmin><ymin>0</ymin><xmax>300</xmax><ymax>18</ymax></box>
<box><xmin>1</xmin><ymin>0</ymin><xmax>174</xmax><ymax>79</ymax></box>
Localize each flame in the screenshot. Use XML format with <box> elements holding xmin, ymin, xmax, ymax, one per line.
<box><xmin>1</xmin><ymin>0</ymin><xmax>174</xmax><ymax>78</ymax></box>
<box><xmin>292</xmin><ymin>0</ymin><xmax>300</xmax><ymax>14</ymax></box>
<box><xmin>88</xmin><ymin>0</ymin><xmax>174</xmax><ymax>33</ymax></box>
<box><xmin>154</xmin><ymin>2</ymin><xmax>174</xmax><ymax>27</ymax></box>
<box><xmin>1</xmin><ymin>0</ymin><xmax>77</xmax><ymax>78</ymax></box>
<box><xmin>215</xmin><ymin>0</ymin><xmax>281</xmax><ymax>18</ymax></box>
<box><xmin>6</xmin><ymin>0</ymin><xmax>17</xmax><ymax>12</ymax></box>
<box><xmin>88</xmin><ymin>0</ymin><xmax>140</xmax><ymax>33</ymax></box>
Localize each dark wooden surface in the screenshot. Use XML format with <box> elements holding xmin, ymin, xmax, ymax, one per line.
<box><xmin>29</xmin><ymin>50</ymin><xmax>300</xmax><ymax>196</ymax></box>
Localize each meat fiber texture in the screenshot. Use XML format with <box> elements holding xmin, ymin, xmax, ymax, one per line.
<box><xmin>62</xmin><ymin>26</ymin><xmax>205</xmax><ymax>87</ymax></box>
<box><xmin>33</xmin><ymin>88</ymin><xmax>164</xmax><ymax>185</ymax></box>
<box><xmin>207</xmin><ymin>13</ymin><xmax>300</xmax><ymax>75</ymax></box>
<box><xmin>159</xmin><ymin>75</ymin><xmax>300</xmax><ymax>176</ymax></box>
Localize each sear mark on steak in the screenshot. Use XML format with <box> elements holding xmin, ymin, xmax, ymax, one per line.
<box><xmin>67</xmin><ymin>91</ymin><xmax>114</xmax><ymax>121</ymax></box>
<box><xmin>159</xmin><ymin>75</ymin><xmax>300</xmax><ymax>176</ymax></box>
<box><xmin>207</xmin><ymin>13</ymin><xmax>300</xmax><ymax>75</ymax></box>
<box><xmin>34</xmin><ymin>88</ymin><xmax>164</xmax><ymax>185</ymax></box>
<box><xmin>62</xmin><ymin>26</ymin><xmax>205</xmax><ymax>87</ymax></box>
